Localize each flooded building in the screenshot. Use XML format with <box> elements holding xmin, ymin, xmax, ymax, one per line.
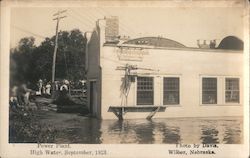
<box><xmin>85</xmin><ymin>17</ymin><xmax>244</xmax><ymax>119</ymax></box>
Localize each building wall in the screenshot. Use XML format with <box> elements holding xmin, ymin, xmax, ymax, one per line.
<box><xmin>100</xmin><ymin>46</ymin><xmax>243</xmax><ymax>119</ymax></box>
<box><xmin>85</xmin><ymin>20</ymin><xmax>106</xmax><ymax>118</ymax></box>
<box><xmin>86</xmin><ymin>19</ymin><xmax>243</xmax><ymax>120</ymax></box>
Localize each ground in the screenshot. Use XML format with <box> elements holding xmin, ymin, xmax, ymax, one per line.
<box><xmin>9</xmin><ymin>96</ymin><xmax>90</xmax><ymax>143</ymax></box>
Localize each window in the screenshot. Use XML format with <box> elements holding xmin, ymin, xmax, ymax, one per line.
<box><xmin>163</xmin><ymin>77</ymin><xmax>179</xmax><ymax>105</ymax></box>
<box><xmin>225</xmin><ymin>78</ymin><xmax>240</xmax><ymax>103</ymax></box>
<box><xmin>137</xmin><ymin>77</ymin><xmax>154</xmax><ymax>105</ymax></box>
<box><xmin>202</xmin><ymin>78</ymin><xmax>217</xmax><ymax>104</ymax></box>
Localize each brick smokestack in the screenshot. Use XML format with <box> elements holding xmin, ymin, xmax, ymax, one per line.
<box><xmin>105</xmin><ymin>16</ymin><xmax>119</xmax><ymax>42</ymax></box>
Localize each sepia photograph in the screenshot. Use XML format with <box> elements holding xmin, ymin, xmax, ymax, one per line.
<box><xmin>0</xmin><ymin>0</ymin><xmax>249</xmax><ymax>157</ymax></box>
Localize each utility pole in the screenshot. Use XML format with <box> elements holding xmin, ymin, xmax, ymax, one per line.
<box><xmin>52</xmin><ymin>10</ymin><xmax>67</xmax><ymax>83</ymax></box>
<box><xmin>52</xmin><ymin>10</ymin><xmax>67</xmax><ymax>98</ymax></box>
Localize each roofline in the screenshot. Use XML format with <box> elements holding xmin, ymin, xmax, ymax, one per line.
<box><xmin>122</xmin><ymin>36</ymin><xmax>186</xmax><ymax>48</ymax></box>
<box><xmin>103</xmin><ymin>43</ymin><xmax>243</xmax><ymax>53</ymax></box>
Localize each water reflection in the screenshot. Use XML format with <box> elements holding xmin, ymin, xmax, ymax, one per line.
<box><xmin>161</xmin><ymin>125</ymin><xmax>181</xmax><ymax>144</ymax></box>
<box><xmin>134</xmin><ymin>121</ymin><xmax>155</xmax><ymax>144</ymax></box>
<box><xmin>54</xmin><ymin>117</ymin><xmax>242</xmax><ymax>144</ymax></box>
<box><xmin>223</xmin><ymin>121</ymin><xmax>242</xmax><ymax>144</ymax></box>
<box><xmin>55</xmin><ymin>118</ymin><xmax>103</xmax><ymax>144</ymax></box>
<box><xmin>200</xmin><ymin>127</ymin><xmax>219</xmax><ymax>144</ymax></box>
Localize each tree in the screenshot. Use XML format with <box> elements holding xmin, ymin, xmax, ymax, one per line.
<box><xmin>35</xmin><ymin>29</ymin><xmax>87</xmax><ymax>81</ymax></box>
<box><xmin>10</xmin><ymin>29</ymin><xmax>87</xmax><ymax>87</ymax></box>
<box><xmin>10</xmin><ymin>37</ymin><xmax>36</xmax><ymax>86</ymax></box>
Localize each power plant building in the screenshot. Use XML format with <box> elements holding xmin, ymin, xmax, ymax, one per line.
<box><xmin>85</xmin><ymin>17</ymin><xmax>244</xmax><ymax>120</ymax></box>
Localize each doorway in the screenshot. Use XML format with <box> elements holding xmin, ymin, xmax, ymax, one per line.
<box><xmin>90</xmin><ymin>81</ymin><xmax>97</xmax><ymax>116</ymax></box>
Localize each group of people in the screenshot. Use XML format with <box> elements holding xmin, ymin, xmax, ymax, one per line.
<box><xmin>36</xmin><ymin>79</ymin><xmax>72</xmax><ymax>98</ymax></box>
<box><xmin>9</xmin><ymin>79</ymin><xmax>86</xmax><ymax>110</ymax></box>
<box><xmin>9</xmin><ymin>83</ymin><xmax>35</xmax><ymax>110</ymax></box>
<box><xmin>36</xmin><ymin>79</ymin><xmax>52</xmax><ymax>96</ymax></box>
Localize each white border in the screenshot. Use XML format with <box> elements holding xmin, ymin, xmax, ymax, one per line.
<box><xmin>0</xmin><ymin>0</ymin><xmax>249</xmax><ymax>158</ymax></box>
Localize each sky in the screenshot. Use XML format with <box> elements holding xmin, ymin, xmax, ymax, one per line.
<box><xmin>10</xmin><ymin>6</ymin><xmax>244</xmax><ymax>48</ymax></box>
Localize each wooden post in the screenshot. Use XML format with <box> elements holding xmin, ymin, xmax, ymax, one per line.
<box><xmin>51</xmin><ymin>10</ymin><xmax>67</xmax><ymax>98</ymax></box>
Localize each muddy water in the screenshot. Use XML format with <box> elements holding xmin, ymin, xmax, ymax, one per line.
<box><xmin>54</xmin><ymin>117</ymin><xmax>243</xmax><ymax>144</ymax></box>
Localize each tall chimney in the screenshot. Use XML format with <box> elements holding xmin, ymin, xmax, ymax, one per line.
<box><xmin>105</xmin><ymin>16</ymin><xmax>119</xmax><ymax>42</ymax></box>
<box><xmin>209</xmin><ymin>39</ymin><xmax>216</xmax><ymax>49</ymax></box>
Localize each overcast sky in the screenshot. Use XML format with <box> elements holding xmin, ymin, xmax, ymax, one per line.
<box><xmin>11</xmin><ymin>7</ymin><xmax>243</xmax><ymax>48</ymax></box>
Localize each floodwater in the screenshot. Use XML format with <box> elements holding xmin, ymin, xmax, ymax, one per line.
<box><xmin>55</xmin><ymin>117</ymin><xmax>243</xmax><ymax>144</ymax></box>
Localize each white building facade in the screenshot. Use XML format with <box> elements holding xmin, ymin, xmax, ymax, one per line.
<box><xmin>85</xmin><ymin>18</ymin><xmax>243</xmax><ymax>120</ymax></box>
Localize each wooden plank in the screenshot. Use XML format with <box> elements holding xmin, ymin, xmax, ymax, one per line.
<box><xmin>146</xmin><ymin>106</ymin><xmax>161</xmax><ymax>120</ymax></box>
<box><xmin>108</xmin><ymin>106</ymin><xmax>166</xmax><ymax>112</ymax></box>
<box><xmin>69</xmin><ymin>88</ymin><xmax>86</xmax><ymax>98</ymax></box>
<box><xmin>110</xmin><ymin>108</ymin><xmax>124</xmax><ymax>120</ymax></box>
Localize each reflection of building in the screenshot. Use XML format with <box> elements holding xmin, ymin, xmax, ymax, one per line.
<box><xmin>98</xmin><ymin>118</ymin><xmax>242</xmax><ymax>144</ymax></box>
<box><xmin>85</xmin><ymin>17</ymin><xmax>244</xmax><ymax>119</ymax></box>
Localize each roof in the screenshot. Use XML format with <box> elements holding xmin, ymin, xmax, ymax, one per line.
<box><xmin>217</xmin><ymin>36</ymin><xmax>243</xmax><ymax>50</ymax></box>
<box><xmin>123</xmin><ymin>37</ymin><xmax>186</xmax><ymax>48</ymax></box>
<box><xmin>103</xmin><ymin>36</ymin><xmax>243</xmax><ymax>53</ymax></box>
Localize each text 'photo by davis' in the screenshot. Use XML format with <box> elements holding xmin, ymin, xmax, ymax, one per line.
<box><xmin>0</xmin><ymin>0</ymin><xmax>249</xmax><ymax>158</ymax></box>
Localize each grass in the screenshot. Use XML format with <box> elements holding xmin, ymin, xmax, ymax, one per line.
<box><xmin>9</xmin><ymin>109</ymin><xmax>58</xmax><ymax>143</ymax></box>
<box><xmin>9</xmin><ymin>96</ymin><xmax>89</xmax><ymax>143</ymax></box>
